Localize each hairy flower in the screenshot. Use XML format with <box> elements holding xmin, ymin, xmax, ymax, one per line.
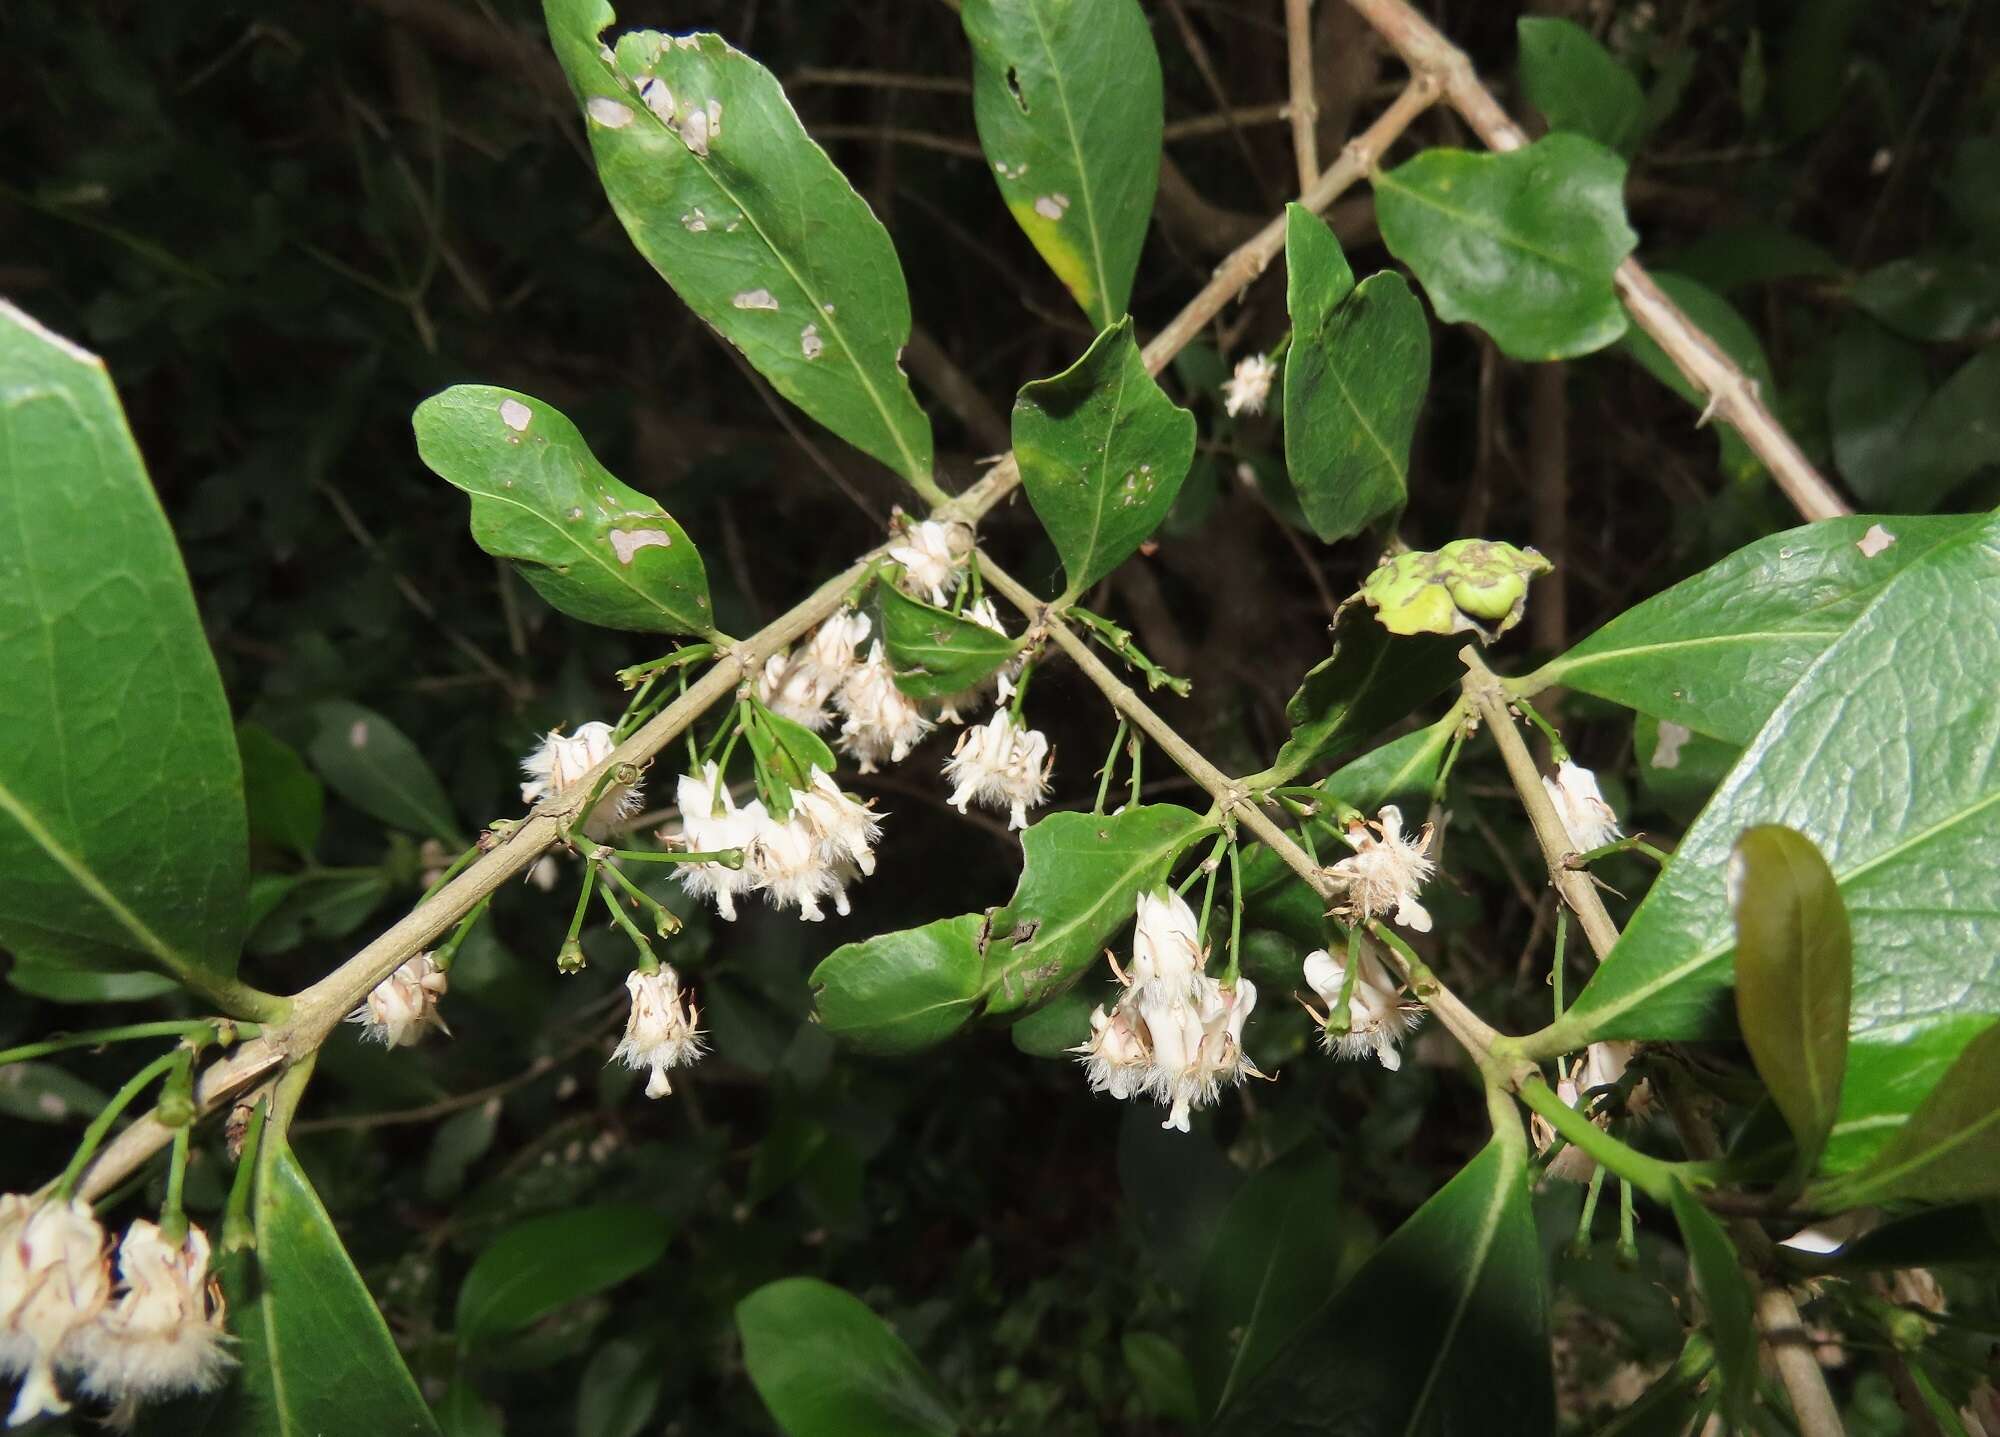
<box><xmin>790</xmin><ymin>766</ymin><xmax>883</xmax><ymax>877</ymax></box>
<box><xmin>1</xmin><ymin>1196</ymin><xmax>110</xmax><ymax>1426</ymax></box>
<box><xmin>346</xmin><ymin>954</ymin><xmax>449</xmax><ymax>1048</ymax></box>
<box><xmin>757</xmin><ymin>609</ymin><xmax>871</xmax><ymax>730</ymax></box>
<box><xmin>1222</xmin><ymin>353</ymin><xmax>1277</xmax><ymax>417</ymax></box>
<box><xmin>1326</xmin><ymin>805</ymin><xmax>1436</xmax><ymax>932</ymax></box>
<box><xmin>836</xmin><ymin>642</ymin><xmax>933</xmax><ymax>773</ymax></box>
<box><xmin>75</xmin><ymin>1219</ymin><xmax>233</xmax><ymax>1416</ymax></box>
<box><xmin>943</xmin><ymin>711</ymin><xmax>1052</xmax><ymax>830</ymax></box>
<box><xmin>612</xmin><ymin>966</ymin><xmax>705</xmax><ymax>1099</ymax></box>
<box><xmin>671</xmin><ymin>763</ymin><xmax>765</xmax><ymax>921</ymax></box>
<box><xmin>1074</xmin><ymin>1004</ymin><xmax>1154</xmax><ymax>1101</ymax></box>
<box><xmin>1542</xmin><ymin>760</ymin><xmax>1621</xmax><ymax>853</ymax></box>
<box><xmin>520</xmin><ymin>721</ymin><xmax>642</xmax><ymax>837</ymax></box>
<box><xmin>745</xmin><ymin>811</ymin><xmax>850</xmax><ymax>922</ymax></box>
<box><xmin>1129</xmin><ymin>887</ymin><xmax>1205</xmax><ymax>997</ymax></box>
<box><xmin>1301</xmin><ymin>947</ymin><xmax>1423</xmax><ymax>1071</ymax></box>
<box><xmin>887</xmin><ymin>519</ymin><xmax>970</xmax><ymax>606</ymax></box>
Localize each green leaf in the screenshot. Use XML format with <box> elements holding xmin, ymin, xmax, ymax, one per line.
<box><xmin>1812</xmin><ymin>1200</ymin><xmax>2000</xmax><ymax>1271</ymax></box>
<box><xmin>308</xmin><ymin>700</ymin><xmax>464</xmax><ymax>846</ymax></box>
<box><xmin>208</xmin><ymin>1135</ymin><xmax>441</xmax><ymax>1435</ymax></box>
<box><xmin>455</xmin><ymin>1203</ymin><xmax>671</xmax><ymax>1348</ymax></box>
<box><xmin>1517</xmin><ymin>18</ymin><xmax>1646</xmax><ymax>155</ymax></box>
<box><xmin>437</xmin><ymin>1382</ymin><xmax>502</xmax><ymax>1437</ymax></box>
<box><xmin>1560</xmin><ymin>515</ymin><xmax>2000</xmax><ymax>1173</ymax></box>
<box><xmin>1121</xmin><ymin>1332</ymin><xmax>1200</xmax><ymax>1425</ymax></box>
<box><xmin>1008</xmin><ymin>982</ymin><xmax>1097</xmax><ymax>1057</ymax></box>
<box><xmin>1268</xmin><ymin>609</ymin><xmax>1460</xmax><ymax>782</ymax></box>
<box><xmin>1666</xmin><ymin>1182</ymin><xmax>1756</xmax><ymax>1423</ymax></box>
<box><xmin>961</xmin><ymin>0</ymin><xmax>1162</xmax><ymax>328</ymax></box>
<box><xmin>1900</xmin><ymin>347</ymin><xmax>2000</xmax><ymax>512</ymax></box>
<box><xmin>736</xmin><ymin>1278</ymin><xmax>958</xmax><ymax>1437</ymax></box>
<box><xmin>542</xmin><ymin>4</ymin><xmax>933</xmax><ymax>486</ymax></box>
<box><xmin>1618</xmin><ymin>272</ymin><xmax>1773</xmax><ymax>483</ymax></box>
<box><xmin>1374</xmin><ymin>135</ymin><xmax>1637</xmax><ymax>361</ymax></box>
<box><xmin>413</xmin><ymin>385</ymin><xmax>713</xmax><ymax>635</ymax></box>
<box><xmin>982</xmin><ymin>804</ymin><xmax>1213</xmax><ymax>1015</ymax></box>
<box><xmin>1014</xmin><ymin>318</ymin><xmax>1196</xmax><ymax>600</ymax></box>
<box><xmin>809</xmin><ymin>914</ymin><xmax>988</xmax><ymax>1055</ymax></box>
<box><xmin>0</xmin><ymin>1062</ymin><xmax>107</xmax><ymax>1125</ymax></box>
<box><xmin>577</xmin><ymin>1336</ymin><xmax>664</xmax><ymax>1437</ymax></box>
<box><xmin>875</xmin><ymin>584</ymin><xmax>1017</xmax><ymax>700</ymax></box>
<box><xmin>1633</xmin><ymin>712</ymin><xmax>1740</xmax><ymax>828</ymax></box>
<box><xmin>1211</xmin><ymin>1139</ymin><xmax>1552</xmax><ymax>1436</ymax></box>
<box><xmin>1282</xmin><ymin>207</ymin><xmax>1431</xmax><ymax>542</ymax></box>
<box><xmin>6</xmin><ymin>961</ymin><xmax>178</xmax><ymax>1004</ymax></box>
<box><xmin>1852</xmin><ymin>254</ymin><xmax>2000</xmax><ymax>343</ymax></box>
<box><xmin>422</xmin><ymin>1100</ymin><xmax>501</xmax><ymax>1203</ymax></box>
<box><xmin>744</xmin><ymin>700</ymin><xmax>839</xmax><ymax>811</ymax></box>
<box><xmin>1730</xmin><ymin>825</ymin><xmax>1851</xmax><ymax>1170</ymax></box>
<box><xmin>1541</xmin><ymin>513</ymin><xmax>1988</xmax><ymax>745</ymax></box>
<box><xmin>1193</xmin><ymin>1147</ymin><xmax>1343</xmax><ymax>1417</ymax></box>
<box><xmin>1659</xmin><ymin>223</ymin><xmax>1842</xmax><ymax>293</ymax></box>
<box><xmin>239</xmin><ymin>723</ymin><xmax>322</xmax><ymax>860</ymax></box>
<box><xmin>0</xmin><ymin>301</ymin><xmax>249</xmax><ymax>987</ymax></box>
<box><xmin>1830</xmin><ymin>317</ymin><xmax>1930</xmax><ymax>506</ymax></box>
<box><xmin>1826</xmin><ymin>1024</ymin><xmax>2000</xmax><ymax>1205</ymax></box>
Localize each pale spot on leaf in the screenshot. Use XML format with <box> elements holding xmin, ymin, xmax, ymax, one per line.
<box><xmin>801</xmin><ymin>323</ymin><xmax>823</xmax><ymax>360</ymax></box>
<box><xmin>640</xmin><ymin>77</ymin><xmax>674</xmax><ymax>123</ymax></box>
<box><xmin>349</xmin><ymin>719</ymin><xmax>371</xmax><ymax>749</ymax></box>
<box><xmin>1034</xmin><ymin>193</ymin><xmax>1070</xmax><ymax>221</ymax></box>
<box><xmin>1856</xmin><ymin>523</ymin><xmax>1896</xmax><ymax>558</ymax></box>
<box><xmin>586</xmin><ymin>97</ymin><xmax>634</xmax><ymax>129</ymax></box>
<box><xmin>610</xmin><ymin>528</ymin><xmax>674</xmax><ymax>564</ymax></box>
<box><xmin>1651</xmin><ymin>721</ymin><xmax>1691</xmax><ymax>770</ymax></box>
<box><xmin>733</xmin><ymin>289</ymin><xmax>779</xmax><ymax>311</ymax></box>
<box><xmin>37</xmin><ymin>1093</ymin><xmax>66</xmax><ymax>1119</ymax></box>
<box><xmin>681</xmin><ymin>207</ymin><xmax>708</xmax><ymax>232</ymax></box>
<box><xmin>499</xmin><ymin>398</ymin><xmax>532</xmax><ymax>432</ymax></box>
<box><xmin>680</xmin><ymin>106</ymin><xmax>711</xmax><ymax>156</ymax></box>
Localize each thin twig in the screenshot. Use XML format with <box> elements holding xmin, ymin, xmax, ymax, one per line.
<box><xmin>1284</xmin><ymin>0</ymin><xmax>1321</xmax><ymax>191</ymax></box>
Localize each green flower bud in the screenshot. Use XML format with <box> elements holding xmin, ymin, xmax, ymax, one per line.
<box><xmin>556</xmin><ymin>938</ymin><xmax>588</xmax><ymax>975</ymax></box>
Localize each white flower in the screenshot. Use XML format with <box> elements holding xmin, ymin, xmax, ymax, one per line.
<box><xmin>744</xmin><ymin>810</ymin><xmax>849</xmax><ymax>922</ymax></box>
<box><xmin>790</xmin><ymin>766</ymin><xmax>882</xmax><ymax>877</ymax></box>
<box><xmin>346</xmin><ymin>954</ymin><xmax>449</xmax><ymax>1047</ymax></box>
<box><xmin>1075</xmin><ymin>1004</ymin><xmax>1153</xmax><ymax>1101</ymax></box>
<box><xmin>1542</xmin><ymin>760</ymin><xmax>1621</xmax><ymax>853</ymax></box>
<box><xmin>1301</xmin><ymin>947</ymin><xmax>1423</xmax><ymax>1071</ymax></box>
<box><xmin>612</xmin><ymin>966</ymin><xmax>705</xmax><ymax>1098</ymax></box>
<box><xmin>671</xmin><ymin>763</ymin><xmax>765</xmax><ymax>921</ymax></box>
<box><xmin>1150</xmin><ymin>978</ymin><xmax>1262</xmax><ymax>1133</ymax></box>
<box><xmin>836</xmin><ymin>642</ymin><xmax>933</xmax><ymax>772</ymax></box>
<box><xmin>887</xmin><ymin>519</ymin><xmax>970</xmax><ymax>606</ymax></box>
<box><xmin>0</xmin><ymin>1196</ymin><xmax>110</xmax><ymax>1426</ymax></box>
<box><xmin>943</xmin><ymin>711</ymin><xmax>1051</xmax><ymax>830</ymax></box>
<box><xmin>1222</xmin><ymin>353</ymin><xmax>1277</xmax><ymax>417</ymax></box>
<box><xmin>1129</xmin><ymin>888</ymin><xmax>1205</xmax><ymax>997</ymax></box>
<box><xmin>757</xmin><ymin>609</ymin><xmax>871</xmax><ymax>731</ymax></box>
<box><xmin>74</xmin><ymin>1219</ymin><xmax>232</xmax><ymax>1415</ymax></box>
<box><xmin>1327</xmin><ymin>805</ymin><xmax>1436</xmax><ymax>932</ymax></box>
<box><xmin>520</xmin><ymin>721</ymin><xmax>642</xmax><ymax>837</ymax></box>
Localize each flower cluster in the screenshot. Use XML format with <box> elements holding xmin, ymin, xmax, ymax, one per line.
<box><xmin>1222</xmin><ymin>352</ymin><xmax>1277</xmax><ymax>417</ymax></box>
<box><xmin>1542</xmin><ymin>760</ymin><xmax>1621</xmax><ymax>853</ymax></box>
<box><xmin>2</xmin><ymin>1199</ymin><xmax>231</xmax><ymax>1427</ymax></box>
<box><xmin>612</xmin><ymin>965</ymin><xmax>705</xmax><ymax>1098</ymax></box>
<box><xmin>1300</xmin><ymin>945</ymin><xmax>1424</xmax><ymax>1071</ymax></box>
<box><xmin>887</xmin><ymin>518</ymin><xmax>971</xmax><ymax>606</ymax></box>
<box><xmin>672</xmin><ymin>762</ymin><xmax>882</xmax><ymax>923</ymax></box>
<box><xmin>1326</xmin><ymin>804</ymin><xmax>1436</xmax><ymax>932</ymax></box>
<box><xmin>944</xmin><ymin>710</ymin><xmax>1053</xmax><ymax>831</ymax></box>
<box><xmin>1071</xmin><ymin>889</ymin><xmax>1262</xmax><ymax>1132</ymax></box>
<box><xmin>520</xmin><ymin>721</ymin><xmax>642</xmax><ymax>838</ymax></box>
<box><xmin>836</xmin><ymin>641</ymin><xmax>934</xmax><ymax>773</ymax></box>
<box><xmin>758</xmin><ymin>609</ymin><xmax>874</xmax><ymax>732</ymax></box>
<box><xmin>346</xmin><ymin>953</ymin><xmax>449</xmax><ymax>1048</ymax></box>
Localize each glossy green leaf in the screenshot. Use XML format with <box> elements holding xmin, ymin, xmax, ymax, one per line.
<box><xmin>1830</xmin><ymin>317</ymin><xmax>1930</xmax><ymax>506</ymax></box>
<box><xmin>542</xmin><ymin>4</ymin><xmax>933</xmax><ymax>485</ymax></box>
<box><xmin>876</xmin><ymin>583</ymin><xmax>1017</xmax><ymax>700</ymax></box>
<box><xmin>1374</xmin><ymin>135</ymin><xmax>1637</xmax><ymax>361</ymax></box>
<box><xmin>1014</xmin><ymin>318</ymin><xmax>1196</xmax><ymax>599</ymax></box>
<box><xmin>961</xmin><ymin>0</ymin><xmax>1161</xmax><ymax>328</ymax></box>
<box><xmin>1852</xmin><ymin>254</ymin><xmax>2000</xmax><ymax>343</ymax></box>
<box><xmin>1517</xmin><ymin>18</ymin><xmax>1645</xmax><ymax>155</ymax></box>
<box><xmin>810</xmin><ymin>913</ymin><xmax>987</xmax><ymax>1054</ymax></box>
<box><xmin>456</xmin><ymin>1203</ymin><xmax>671</xmax><ymax>1347</ymax></box>
<box><xmin>1730</xmin><ymin>826</ymin><xmax>1850</xmax><ymax>1169</ymax></box>
<box><xmin>1282</xmin><ymin>206</ymin><xmax>1430</xmax><ymax>542</ymax></box>
<box><xmin>6</xmin><ymin>961</ymin><xmax>178</xmax><ymax>1005</ymax></box>
<box><xmin>1193</xmin><ymin>1147</ymin><xmax>1343</xmax><ymax>1416</ymax></box>
<box><xmin>1619</xmin><ymin>271</ymin><xmax>1773</xmax><ymax>483</ymax></box>
<box><xmin>0</xmin><ymin>301</ymin><xmax>248</xmax><ymax>986</ymax></box>
<box><xmin>1827</xmin><ymin>1024</ymin><xmax>2000</xmax><ymax>1205</ymax></box>
<box><xmin>1122</xmin><ymin>1332</ymin><xmax>1200</xmax><ymax>1425</ymax></box>
<box><xmin>1633</xmin><ymin>712</ymin><xmax>1740</xmax><ymax>827</ymax></box>
<box><xmin>1540</xmin><ymin>513</ymin><xmax>1987</xmax><ymax>745</ymax></box>
<box><xmin>982</xmin><ymin>804</ymin><xmax>1213</xmax><ymax>1015</ymax></box>
<box><xmin>308</xmin><ymin>700</ymin><xmax>464</xmax><ymax>846</ymax></box>
<box><xmin>208</xmin><ymin>1135</ymin><xmax>441</xmax><ymax>1435</ymax></box>
<box><xmin>1667</xmin><ymin>1182</ymin><xmax>1755</xmax><ymax>1423</ymax></box>
<box><xmin>1008</xmin><ymin>982</ymin><xmax>1097</xmax><ymax>1057</ymax></box>
<box><xmin>239</xmin><ymin>723</ymin><xmax>322</xmax><ymax>860</ymax></box>
<box><xmin>414</xmin><ymin>385</ymin><xmax>713</xmax><ymax>635</ymax></box>
<box><xmin>577</xmin><ymin>1336</ymin><xmax>664</xmax><ymax>1437</ymax></box>
<box><xmin>1561</xmin><ymin>515</ymin><xmax>2000</xmax><ymax>1173</ymax></box>
<box><xmin>1211</xmin><ymin>1139</ymin><xmax>1552</xmax><ymax>1436</ymax></box>
<box><xmin>1812</xmin><ymin>1200</ymin><xmax>2000</xmax><ymax>1271</ymax></box>
<box><xmin>736</xmin><ymin>1278</ymin><xmax>958</xmax><ymax>1437</ymax></box>
<box><xmin>1269</xmin><ymin>607</ymin><xmax>1460</xmax><ymax>782</ymax></box>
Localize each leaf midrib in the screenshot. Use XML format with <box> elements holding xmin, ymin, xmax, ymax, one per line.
<box><xmin>466</xmin><ymin>478</ymin><xmax>689</xmax><ymax>632</ymax></box>
<box><xmin>1401</xmin><ymin>1145</ymin><xmax>1519</xmax><ymax>1435</ymax></box>
<box><xmin>1023</xmin><ymin>0</ymin><xmax>1113</xmax><ymax>326</ymax></box>
<box><xmin>995</xmin><ymin>817</ymin><xmax>1208</xmax><ymax>982</ymax></box>
<box><xmin>1375</xmin><ymin>165</ymin><xmax>1603</xmax><ymax>278</ymax></box>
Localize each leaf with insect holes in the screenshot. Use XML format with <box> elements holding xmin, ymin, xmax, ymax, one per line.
<box><xmin>542</xmin><ymin>2</ymin><xmax>933</xmax><ymax>486</ymax></box>
<box><xmin>962</xmin><ymin>0</ymin><xmax>1162</xmax><ymax>328</ymax></box>
<box><xmin>414</xmin><ymin>385</ymin><xmax>712</xmax><ymax>636</ymax></box>
<box><xmin>1014</xmin><ymin>318</ymin><xmax>1196</xmax><ymax>600</ymax></box>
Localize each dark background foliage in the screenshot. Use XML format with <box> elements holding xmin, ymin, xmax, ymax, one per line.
<box><xmin>3</xmin><ymin>1</ymin><xmax>1996</xmax><ymax>1432</ymax></box>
